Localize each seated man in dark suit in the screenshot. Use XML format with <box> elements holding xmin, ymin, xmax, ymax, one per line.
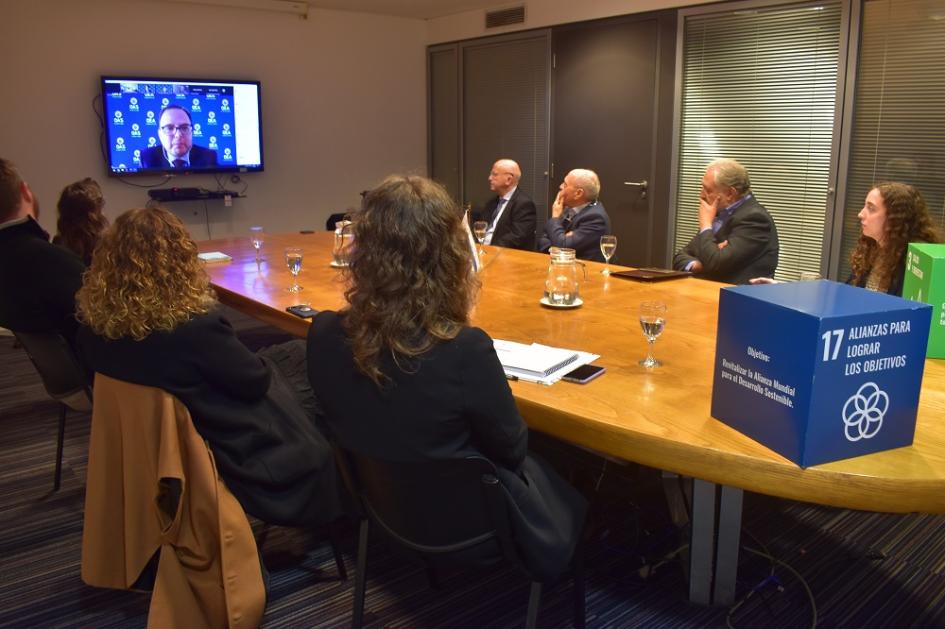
<box><xmin>140</xmin><ymin>105</ymin><xmax>218</xmax><ymax>169</ymax></box>
<box><xmin>673</xmin><ymin>158</ymin><xmax>779</xmax><ymax>284</ymax></box>
<box><xmin>538</xmin><ymin>168</ymin><xmax>611</xmax><ymax>262</ymax></box>
<box><xmin>0</xmin><ymin>158</ymin><xmax>86</xmax><ymax>348</ymax></box>
<box><xmin>478</xmin><ymin>159</ymin><xmax>537</xmax><ymax>251</ymax></box>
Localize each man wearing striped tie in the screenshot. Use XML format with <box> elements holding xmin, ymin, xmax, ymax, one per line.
<box><xmin>672</xmin><ymin>158</ymin><xmax>779</xmax><ymax>285</ymax></box>
<box><xmin>478</xmin><ymin>159</ymin><xmax>537</xmax><ymax>251</ymax></box>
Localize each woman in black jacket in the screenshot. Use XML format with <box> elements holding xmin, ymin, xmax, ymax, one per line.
<box><xmin>77</xmin><ymin>206</ymin><xmax>341</xmax><ymax>526</ymax></box>
<box><xmin>306</xmin><ymin>175</ymin><xmax>586</xmax><ymax>582</ymax></box>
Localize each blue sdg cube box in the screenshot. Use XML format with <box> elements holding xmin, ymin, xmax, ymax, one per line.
<box><xmin>711</xmin><ymin>280</ymin><xmax>931</xmax><ymax>467</ymax></box>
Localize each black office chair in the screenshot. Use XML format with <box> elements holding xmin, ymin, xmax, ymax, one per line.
<box><xmin>13</xmin><ymin>330</ymin><xmax>92</xmax><ymax>491</ymax></box>
<box><xmin>325</xmin><ymin>213</ymin><xmax>348</xmax><ymax>231</ymax></box>
<box><xmin>333</xmin><ymin>447</ymin><xmax>585</xmax><ymax>629</ymax></box>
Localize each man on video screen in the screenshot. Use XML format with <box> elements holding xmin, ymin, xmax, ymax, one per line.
<box><xmin>140</xmin><ymin>105</ymin><xmax>218</xmax><ymax>169</ymax></box>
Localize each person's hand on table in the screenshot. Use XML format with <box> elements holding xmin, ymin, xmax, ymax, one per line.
<box><xmin>749</xmin><ymin>277</ymin><xmax>780</xmax><ymax>285</ymax></box>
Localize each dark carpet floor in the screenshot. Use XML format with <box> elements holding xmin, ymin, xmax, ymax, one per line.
<box><xmin>2</xmin><ymin>310</ymin><xmax>944</xmax><ymax>628</ymax></box>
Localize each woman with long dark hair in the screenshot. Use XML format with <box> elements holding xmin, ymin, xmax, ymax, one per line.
<box><xmin>306</xmin><ymin>175</ymin><xmax>586</xmax><ymax>582</ymax></box>
<box><xmin>849</xmin><ymin>182</ymin><xmax>941</xmax><ymax>296</ymax></box>
<box><xmin>54</xmin><ymin>177</ymin><xmax>109</xmax><ymax>265</ymax></box>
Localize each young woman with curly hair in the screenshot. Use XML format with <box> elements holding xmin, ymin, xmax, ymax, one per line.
<box><xmin>76</xmin><ymin>206</ymin><xmax>342</xmax><ymax>527</ymax></box>
<box><xmin>306</xmin><ymin>175</ymin><xmax>586</xmax><ymax>582</ymax></box>
<box><xmin>53</xmin><ymin>177</ymin><xmax>109</xmax><ymax>266</ymax></box>
<box><xmin>850</xmin><ymin>182</ymin><xmax>941</xmax><ymax>296</ymax></box>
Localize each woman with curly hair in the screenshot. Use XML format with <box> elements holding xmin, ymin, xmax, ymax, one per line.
<box><xmin>53</xmin><ymin>177</ymin><xmax>109</xmax><ymax>265</ymax></box>
<box><xmin>306</xmin><ymin>175</ymin><xmax>586</xmax><ymax>582</ymax></box>
<box><xmin>850</xmin><ymin>182</ymin><xmax>941</xmax><ymax>296</ymax></box>
<box><xmin>77</xmin><ymin>206</ymin><xmax>342</xmax><ymax>526</ymax></box>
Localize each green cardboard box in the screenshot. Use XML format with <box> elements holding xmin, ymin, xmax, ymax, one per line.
<box><xmin>902</xmin><ymin>243</ymin><xmax>945</xmax><ymax>358</ymax></box>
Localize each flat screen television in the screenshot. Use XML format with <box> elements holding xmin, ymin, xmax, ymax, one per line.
<box><xmin>101</xmin><ymin>76</ymin><xmax>264</xmax><ymax>176</ymax></box>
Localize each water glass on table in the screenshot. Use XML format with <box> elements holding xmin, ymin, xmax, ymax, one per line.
<box><xmin>600</xmin><ymin>235</ymin><xmax>617</xmax><ymax>274</ymax></box>
<box><xmin>285</xmin><ymin>247</ymin><xmax>303</xmax><ymax>292</ymax></box>
<box><xmin>473</xmin><ymin>221</ymin><xmax>488</xmax><ymax>256</ymax></box>
<box><xmin>250</xmin><ymin>226</ymin><xmax>265</xmax><ymax>264</ymax></box>
<box><xmin>639</xmin><ymin>301</ymin><xmax>667</xmax><ymax>368</ymax></box>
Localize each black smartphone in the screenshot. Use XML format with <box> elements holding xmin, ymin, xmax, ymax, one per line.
<box><xmin>562</xmin><ymin>364</ymin><xmax>606</xmax><ymax>384</ymax></box>
<box><xmin>286</xmin><ymin>304</ymin><xmax>318</xmax><ymax>319</ymax></box>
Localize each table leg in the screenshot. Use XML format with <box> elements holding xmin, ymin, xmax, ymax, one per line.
<box><xmin>660</xmin><ymin>472</ymin><xmax>743</xmax><ymax>606</ymax></box>
<box><xmin>713</xmin><ymin>484</ymin><xmax>743</xmax><ymax>605</ymax></box>
<box><xmin>689</xmin><ymin>478</ymin><xmax>716</xmax><ymax>605</ymax></box>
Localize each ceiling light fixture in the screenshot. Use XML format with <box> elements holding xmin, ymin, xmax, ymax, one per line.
<box><xmin>161</xmin><ymin>0</ymin><xmax>309</xmax><ymax>19</ymax></box>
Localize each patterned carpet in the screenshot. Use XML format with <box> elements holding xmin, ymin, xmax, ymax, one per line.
<box><xmin>2</xmin><ymin>310</ymin><xmax>944</xmax><ymax>628</ymax></box>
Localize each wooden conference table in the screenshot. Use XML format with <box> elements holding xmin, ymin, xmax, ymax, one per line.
<box><xmin>201</xmin><ymin>232</ymin><xmax>945</xmax><ymax>604</ymax></box>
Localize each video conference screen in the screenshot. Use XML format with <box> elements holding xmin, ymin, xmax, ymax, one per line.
<box><xmin>101</xmin><ymin>76</ymin><xmax>264</xmax><ymax>175</ymax></box>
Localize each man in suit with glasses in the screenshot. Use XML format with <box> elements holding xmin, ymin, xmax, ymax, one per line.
<box><xmin>477</xmin><ymin>159</ymin><xmax>537</xmax><ymax>251</ymax></box>
<box><xmin>538</xmin><ymin>168</ymin><xmax>611</xmax><ymax>262</ymax></box>
<box><xmin>140</xmin><ymin>105</ymin><xmax>219</xmax><ymax>169</ymax></box>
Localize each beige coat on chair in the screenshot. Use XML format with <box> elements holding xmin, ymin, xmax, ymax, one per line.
<box><xmin>81</xmin><ymin>373</ymin><xmax>265</xmax><ymax>628</ymax></box>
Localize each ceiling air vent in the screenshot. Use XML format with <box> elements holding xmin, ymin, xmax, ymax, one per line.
<box><xmin>485</xmin><ymin>5</ymin><xmax>525</xmax><ymax>29</ymax></box>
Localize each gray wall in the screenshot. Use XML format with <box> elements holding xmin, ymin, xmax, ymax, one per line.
<box><xmin>1</xmin><ymin>0</ymin><xmax>427</xmax><ymax>240</ymax></box>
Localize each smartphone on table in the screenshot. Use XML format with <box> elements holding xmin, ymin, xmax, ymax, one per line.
<box><xmin>562</xmin><ymin>364</ymin><xmax>606</xmax><ymax>384</ymax></box>
<box><xmin>286</xmin><ymin>304</ymin><xmax>318</xmax><ymax>318</ymax></box>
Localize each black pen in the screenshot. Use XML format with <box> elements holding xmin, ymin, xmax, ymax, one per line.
<box><xmin>506</xmin><ymin>374</ymin><xmax>519</xmax><ymax>381</ymax></box>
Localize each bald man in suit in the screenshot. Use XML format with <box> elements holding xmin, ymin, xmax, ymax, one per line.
<box><xmin>478</xmin><ymin>159</ymin><xmax>537</xmax><ymax>251</ymax></box>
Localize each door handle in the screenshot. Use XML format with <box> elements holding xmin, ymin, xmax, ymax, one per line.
<box><xmin>623</xmin><ymin>179</ymin><xmax>648</xmax><ymax>199</ymax></box>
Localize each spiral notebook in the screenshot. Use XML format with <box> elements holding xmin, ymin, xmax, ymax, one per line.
<box><xmin>493</xmin><ymin>340</ymin><xmax>598</xmax><ymax>384</ymax></box>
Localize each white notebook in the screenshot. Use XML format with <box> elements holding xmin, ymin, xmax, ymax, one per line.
<box><xmin>197</xmin><ymin>251</ymin><xmax>232</xmax><ymax>263</ymax></box>
<box><xmin>493</xmin><ymin>340</ymin><xmax>581</xmax><ymax>379</ymax></box>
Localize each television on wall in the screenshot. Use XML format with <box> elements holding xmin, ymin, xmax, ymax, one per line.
<box><xmin>101</xmin><ymin>76</ymin><xmax>264</xmax><ymax>176</ymax></box>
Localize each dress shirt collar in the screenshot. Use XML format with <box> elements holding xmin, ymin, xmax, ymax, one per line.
<box><xmin>719</xmin><ymin>192</ymin><xmax>752</xmax><ymax>221</ymax></box>
<box><xmin>0</xmin><ymin>214</ymin><xmax>50</xmax><ymax>242</ymax></box>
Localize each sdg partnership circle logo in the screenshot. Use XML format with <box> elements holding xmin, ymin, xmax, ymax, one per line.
<box><xmin>842</xmin><ymin>382</ymin><xmax>888</xmax><ymax>442</ymax></box>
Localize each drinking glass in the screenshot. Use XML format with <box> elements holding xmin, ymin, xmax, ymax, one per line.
<box><xmin>250</xmin><ymin>226</ymin><xmax>265</xmax><ymax>264</ymax></box>
<box><xmin>600</xmin><ymin>235</ymin><xmax>617</xmax><ymax>275</ymax></box>
<box><xmin>473</xmin><ymin>220</ymin><xmax>488</xmax><ymax>256</ymax></box>
<box><xmin>639</xmin><ymin>301</ymin><xmax>667</xmax><ymax>368</ymax></box>
<box><xmin>285</xmin><ymin>247</ymin><xmax>303</xmax><ymax>292</ymax></box>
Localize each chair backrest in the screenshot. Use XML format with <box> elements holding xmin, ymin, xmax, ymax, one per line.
<box><xmin>13</xmin><ymin>330</ymin><xmax>91</xmax><ymax>412</ymax></box>
<box><xmin>325</xmin><ymin>212</ymin><xmax>348</xmax><ymax>231</ymax></box>
<box><xmin>335</xmin><ymin>447</ymin><xmax>516</xmax><ymax>557</ymax></box>
<box><xmin>82</xmin><ymin>374</ymin><xmax>265</xmax><ymax>627</ymax></box>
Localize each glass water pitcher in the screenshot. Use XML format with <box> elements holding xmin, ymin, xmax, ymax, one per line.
<box><xmin>544</xmin><ymin>247</ymin><xmax>581</xmax><ymax>305</ymax></box>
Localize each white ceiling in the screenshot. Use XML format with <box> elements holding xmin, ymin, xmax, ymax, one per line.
<box><xmin>307</xmin><ymin>0</ymin><xmax>518</xmax><ymax>19</ymax></box>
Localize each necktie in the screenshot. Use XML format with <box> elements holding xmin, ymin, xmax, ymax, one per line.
<box><xmin>491</xmin><ymin>198</ymin><xmax>507</xmax><ymax>224</ymax></box>
<box><xmin>173</xmin><ymin>159</ymin><xmax>186</xmax><ymax>169</ymax></box>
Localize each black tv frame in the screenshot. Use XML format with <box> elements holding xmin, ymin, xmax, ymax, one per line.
<box><xmin>100</xmin><ymin>74</ymin><xmax>265</xmax><ymax>177</ymax></box>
